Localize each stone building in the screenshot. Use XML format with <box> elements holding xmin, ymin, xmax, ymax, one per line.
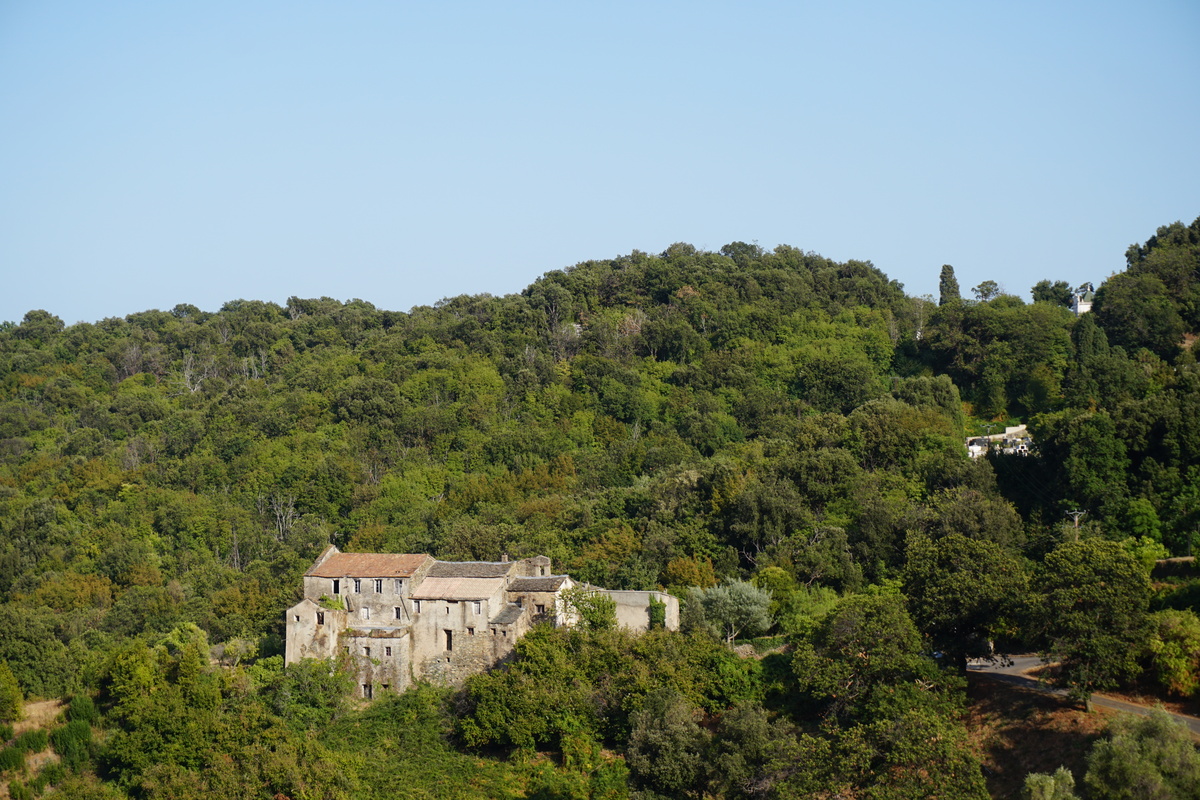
<box><xmin>285</xmin><ymin>546</ymin><xmax>679</xmax><ymax>697</ymax></box>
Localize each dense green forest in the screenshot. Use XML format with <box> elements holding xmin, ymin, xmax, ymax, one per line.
<box><xmin>1</xmin><ymin>218</ymin><xmax>1199</xmax><ymax>798</ymax></box>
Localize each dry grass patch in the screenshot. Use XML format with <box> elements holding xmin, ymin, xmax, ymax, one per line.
<box><xmin>966</xmin><ymin>675</ymin><xmax>1106</xmax><ymax>800</ymax></box>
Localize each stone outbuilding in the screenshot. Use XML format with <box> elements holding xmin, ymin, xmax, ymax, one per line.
<box><xmin>285</xmin><ymin>546</ymin><xmax>679</xmax><ymax>698</ymax></box>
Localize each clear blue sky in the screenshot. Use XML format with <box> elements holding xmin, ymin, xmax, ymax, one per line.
<box><xmin>2</xmin><ymin>1</ymin><xmax>1197</xmax><ymax>326</ymax></box>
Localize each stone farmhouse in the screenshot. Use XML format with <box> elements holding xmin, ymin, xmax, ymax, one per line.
<box><xmin>285</xmin><ymin>546</ymin><xmax>679</xmax><ymax>698</ymax></box>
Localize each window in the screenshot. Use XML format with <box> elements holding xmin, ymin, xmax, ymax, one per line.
<box><xmin>363</xmin><ymin>684</ymin><xmax>373</xmax><ymax>700</ymax></box>
<box><xmin>385</xmin><ymin>646</ymin><xmax>392</xmax><ymax>657</ymax></box>
<box><xmin>294</xmin><ymin>614</ymin><xmax>300</xmax><ymax>622</ymax></box>
<box><xmin>536</xmin><ymin>604</ymin><xmax>545</xmax><ymax>615</ymax></box>
<box><xmin>445</xmin><ymin>605</ymin><xmax>450</xmax><ymax>614</ymax></box>
<box><xmin>332</xmin><ymin>579</ymin><xmax>340</xmax><ymax>594</ymax></box>
<box><xmin>445</xmin><ymin>630</ymin><xmax>453</xmax><ymax>651</ymax></box>
<box><xmin>467</xmin><ymin>627</ymin><xmax>475</xmax><ymax>636</ymax></box>
<box><xmin>361</xmin><ymin>607</ymin><xmax>371</xmax><ymax>621</ymax></box>
<box><xmin>353</xmin><ymin>579</ymin><xmax>361</xmax><ymax>593</ymax></box>
<box><xmin>473</xmin><ymin>600</ymin><xmax>482</xmax><ymax>614</ymax></box>
<box><xmin>381</xmin><ymin>683</ymin><xmax>390</xmax><ymax>692</ymax></box>
<box><xmin>413</xmin><ymin>600</ymin><xmax>421</xmax><ymax>613</ymax></box>
<box><xmin>515</xmin><ymin>598</ymin><xmax>523</xmax><ymax>608</ymax></box>
<box><xmin>373</xmin><ymin>579</ymin><xmax>382</xmax><ymax>592</ymax></box>
<box><xmin>316</xmin><ymin>612</ymin><xmax>324</xmax><ymax>625</ymax></box>
<box><xmin>394</xmin><ymin>606</ymin><xmax>403</xmax><ymax>620</ymax></box>
<box><xmin>364</xmin><ymin>646</ymin><xmax>371</xmax><ymax>657</ymax></box>
<box><xmin>541</xmin><ymin>567</ymin><xmax>546</xmax><ymax>576</ymax></box>
<box><xmin>502</xmin><ymin>630</ymin><xmax>508</xmax><ymax>637</ymax></box>
<box><xmin>394</xmin><ymin>578</ymin><xmax>403</xmax><ymax>592</ymax></box>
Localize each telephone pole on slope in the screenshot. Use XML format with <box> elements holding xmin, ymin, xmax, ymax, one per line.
<box><xmin>1065</xmin><ymin>510</ymin><xmax>1086</xmax><ymax>542</ymax></box>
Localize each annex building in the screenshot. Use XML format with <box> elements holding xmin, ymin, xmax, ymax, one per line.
<box><xmin>285</xmin><ymin>546</ymin><xmax>679</xmax><ymax>697</ymax></box>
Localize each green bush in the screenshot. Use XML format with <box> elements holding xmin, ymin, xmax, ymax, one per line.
<box><xmin>0</xmin><ymin>745</ymin><xmax>25</xmax><ymax>773</ymax></box>
<box><xmin>67</xmin><ymin>695</ymin><xmax>98</xmax><ymax>725</ymax></box>
<box><xmin>37</xmin><ymin>759</ymin><xmax>67</xmax><ymax>789</ymax></box>
<box><xmin>12</xmin><ymin>729</ymin><xmax>47</xmax><ymax>753</ymax></box>
<box><xmin>49</xmin><ymin>719</ymin><xmax>92</xmax><ymax>771</ymax></box>
<box><xmin>0</xmin><ymin>722</ymin><xmax>13</xmax><ymax>742</ymax></box>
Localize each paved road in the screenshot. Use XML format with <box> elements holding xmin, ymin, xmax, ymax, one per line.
<box><xmin>968</xmin><ymin>655</ymin><xmax>1200</xmax><ymax>737</ymax></box>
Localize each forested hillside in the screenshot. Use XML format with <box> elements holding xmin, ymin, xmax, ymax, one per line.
<box><xmin>1</xmin><ymin>218</ymin><xmax>1199</xmax><ymax>799</ymax></box>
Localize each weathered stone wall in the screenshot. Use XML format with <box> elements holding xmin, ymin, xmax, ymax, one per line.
<box><xmin>288</xmin><ymin>553</ymin><xmax>680</xmax><ymax>696</ymax></box>
<box><xmin>346</xmin><ymin>628</ymin><xmax>411</xmax><ymax>695</ymax></box>
<box><xmin>285</xmin><ymin>599</ymin><xmax>346</xmax><ymax>663</ymax></box>
<box><xmin>409</xmin><ymin>592</ymin><xmax>517</xmax><ymax>686</ymax></box>
<box><xmin>603</xmin><ymin>590</ymin><xmax>680</xmax><ymax>632</ymax></box>
<box><xmin>510</xmin><ymin>589</ymin><xmax>566</xmax><ymax>625</ymax></box>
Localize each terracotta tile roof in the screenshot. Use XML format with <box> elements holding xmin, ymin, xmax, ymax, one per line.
<box><xmin>508</xmin><ymin>576</ymin><xmax>568</xmax><ymax>592</ymax></box>
<box><xmin>410</xmin><ymin>576</ymin><xmax>506</xmax><ymax>601</ymax></box>
<box><xmin>427</xmin><ymin>561</ymin><xmax>514</xmax><ymax>579</ymax></box>
<box><xmin>306</xmin><ymin>553</ymin><xmax>431</xmax><ymax>578</ymax></box>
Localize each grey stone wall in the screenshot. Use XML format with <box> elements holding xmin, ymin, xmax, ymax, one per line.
<box><xmin>285</xmin><ymin>599</ymin><xmax>346</xmax><ymax>662</ymax></box>
<box><xmin>602</xmin><ymin>590</ymin><xmax>680</xmax><ymax>632</ymax></box>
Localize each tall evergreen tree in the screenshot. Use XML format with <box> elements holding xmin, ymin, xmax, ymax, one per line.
<box><xmin>939</xmin><ymin>264</ymin><xmax>960</xmax><ymax>306</ymax></box>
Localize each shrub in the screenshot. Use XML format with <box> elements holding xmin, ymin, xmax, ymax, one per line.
<box><xmin>67</xmin><ymin>694</ymin><xmax>98</xmax><ymax>725</ymax></box>
<box><xmin>50</xmin><ymin>719</ymin><xmax>92</xmax><ymax>771</ymax></box>
<box><xmin>38</xmin><ymin>759</ymin><xmax>67</xmax><ymax>788</ymax></box>
<box><xmin>0</xmin><ymin>662</ymin><xmax>22</xmax><ymax>723</ymax></box>
<box><xmin>11</xmin><ymin>729</ymin><xmax>47</xmax><ymax>753</ymax></box>
<box><xmin>0</xmin><ymin>745</ymin><xmax>24</xmax><ymax>773</ymax></box>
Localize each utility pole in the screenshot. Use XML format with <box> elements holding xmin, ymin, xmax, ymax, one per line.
<box><xmin>1065</xmin><ymin>510</ymin><xmax>1086</xmax><ymax>542</ymax></box>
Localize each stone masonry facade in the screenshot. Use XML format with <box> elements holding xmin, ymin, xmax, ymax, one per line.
<box><xmin>285</xmin><ymin>546</ymin><xmax>679</xmax><ymax>698</ymax></box>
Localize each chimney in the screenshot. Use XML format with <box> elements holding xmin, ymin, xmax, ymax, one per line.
<box><xmin>501</xmin><ymin>552</ymin><xmax>509</xmax><ymax>563</ymax></box>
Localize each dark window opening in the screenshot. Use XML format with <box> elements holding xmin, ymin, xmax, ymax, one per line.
<box><xmin>536</xmin><ymin>604</ymin><xmax>545</xmax><ymax>615</ymax></box>
<box><xmin>373</xmin><ymin>579</ymin><xmax>382</xmax><ymax>592</ymax></box>
<box><xmin>364</xmin><ymin>646</ymin><xmax>371</xmax><ymax>657</ymax></box>
<box><xmin>316</xmin><ymin>612</ymin><xmax>324</xmax><ymax>625</ymax></box>
<box><xmin>444</xmin><ymin>629</ymin><xmax>453</xmax><ymax>651</ymax></box>
<box><xmin>363</xmin><ymin>684</ymin><xmax>373</xmax><ymax>699</ymax></box>
<box><xmin>467</xmin><ymin>627</ymin><xmax>475</xmax><ymax>636</ymax></box>
<box><xmin>353</xmin><ymin>579</ymin><xmax>361</xmax><ymax>593</ymax></box>
<box><xmin>394</xmin><ymin>606</ymin><xmax>403</xmax><ymax>619</ymax></box>
<box><xmin>332</xmin><ymin>579</ymin><xmax>340</xmax><ymax>594</ymax></box>
<box><xmin>385</xmin><ymin>646</ymin><xmax>392</xmax><ymax>656</ymax></box>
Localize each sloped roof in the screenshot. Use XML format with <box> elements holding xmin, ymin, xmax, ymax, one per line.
<box><xmin>410</xmin><ymin>576</ymin><xmax>505</xmax><ymax>601</ymax></box>
<box><xmin>306</xmin><ymin>553</ymin><xmax>431</xmax><ymax>578</ymax></box>
<box><xmin>427</xmin><ymin>561</ymin><xmax>514</xmax><ymax>579</ymax></box>
<box><xmin>508</xmin><ymin>576</ymin><xmax>569</xmax><ymax>592</ymax></box>
<box><xmin>491</xmin><ymin>604</ymin><xmax>525</xmax><ymax>625</ymax></box>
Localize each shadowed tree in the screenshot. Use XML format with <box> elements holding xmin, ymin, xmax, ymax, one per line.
<box><xmin>1034</xmin><ymin>538</ymin><xmax>1151</xmax><ymax>702</ymax></box>
<box><xmin>903</xmin><ymin>533</ymin><xmax>1028</xmax><ymax>674</ymax></box>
